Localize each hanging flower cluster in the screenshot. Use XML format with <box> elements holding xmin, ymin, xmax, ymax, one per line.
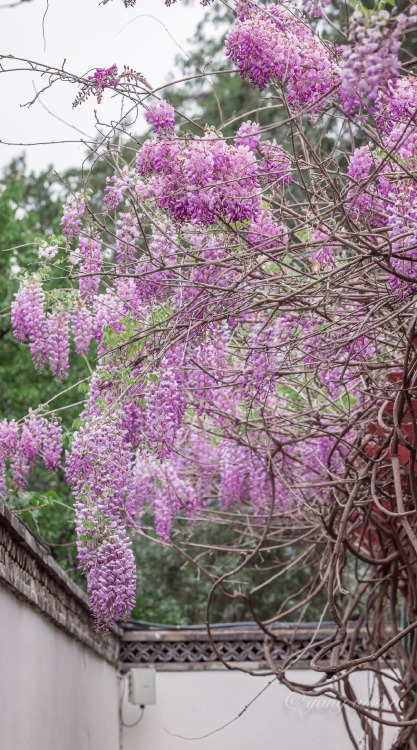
<box><xmin>340</xmin><ymin>10</ymin><xmax>408</xmax><ymax>114</ymax></box>
<box><xmin>302</xmin><ymin>0</ymin><xmax>330</xmax><ymax>20</ymax></box>
<box><xmin>136</xmin><ymin>124</ymin><xmax>263</xmax><ymax>225</ymax></box>
<box><xmin>145</xmin><ymin>100</ymin><xmax>176</xmax><ymax>135</ymax></box>
<box><xmin>225</xmin><ymin>1</ymin><xmax>339</xmax><ymax>108</ymax></box>
<box><xmin>0</xmin><ymin>414</ymin><xmax>62</xmax><ymax>499</ymax></box>
<box><xmin>11</xmin><ymin>276</ymin><xmax>71</xmax><ymax>381</ymax></box>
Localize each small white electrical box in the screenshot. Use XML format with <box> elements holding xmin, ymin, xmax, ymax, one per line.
<box><xmin>128</xmin><ymin>668</ymin><xmax>156</xmax><ymax>706</ymax></box>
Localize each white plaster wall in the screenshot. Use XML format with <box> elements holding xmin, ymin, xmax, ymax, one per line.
<box><xmin>121</xmin><ymin>668</ymin><xmax>398</xmax><ymax>750</ymax></box>
<box><xmin>0</xmin><ymin>579</ymin><xmax>400</xmax><ymax>750</ymax></box>
<box><xmin>0</xmin><ymin>586</ymin><xmax>119</xmax><ymax>750</ymax></box>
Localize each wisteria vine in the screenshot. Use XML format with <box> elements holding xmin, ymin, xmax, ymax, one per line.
<box><xmin>3</xmin><ymin>1</ymin><xmax>417</xmax><ymax>745</ymax></box>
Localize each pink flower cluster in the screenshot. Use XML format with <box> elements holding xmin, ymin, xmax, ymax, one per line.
<box><xmin>137</xmin><ymin>114</ymin><xmax>262</xmax><ymax>225</ymax></box>
<box><xmin>11</xmin><ymin>276</ymin><xmax>45</xmax><ymax>347</ymax></box>
<box><xmin>0</xmin><ymin>414</ymin><xmax>62</xmax><ymax>499</ymax></box>
<box><xmin>46</xmin><ymin>308</ymin><xmax>70</xmax><ymax>381</ymax></box>
<box><xmin>73</xmin><ymin>65</ymin><xmax>120</xmax><ymax>107</ymax></box>
<box><xmin>134</xmin><ymin>456</ymin><xmax>198</xmax><ymax>540</ymax></box>
<box><xmin>11</xmin><ymin>277</ymin><xmax>70</xmax><ymax>381</ymax></box>
<box><xmin>72</xmin><ymin>304</ymin><xmax>93</xmax><ymax>356</ymax></box>
<box><xmin>78</xmin><ymin>234</ymin><xmax>102</xmax><ymax>303</ymax></box>
<box><xmin>93</xmin><ymin>289</ymin><xmax>127</xmax><ymax>357</ymax></box>
<box><xmin>116</xmin><ymin>212</ymin><xmax>140</xmax><ymax>266</ymax></box>
<box><xmin>143</xmin><ymin>347</ymin><xmax>187</xmax><ymax>459</ymax></box>
<box><xmin>302</xmin><ymin>0</ymin><xmax>330</xmax><ymax>20</ymax></box>
<box><xmin>73</xmin><ymin>64</ymin><xmax>150</xmax><ymax>108</ymax></box>
<box><xmin>103</xmin><ymin>167</ymin><xmax>136</xmax><ymax>211</ymax></box>
<box><xmin>145</xmin><ymin>100</ymin><xmax>175</xmax><ymax>135</ymax></box>
<box><xmin>12</xmin><ymin>270</ymin><xmax>97</xmax><ymax>378</ymax></box>
<box><xmin>235</xmin><ymin>121</ymin><xmax>261</xmax><ymax>152</ymax></box>
<box><xmin>61</xmin><ymin>192</ymin><xmax>86</xmax><ymax>239</ymax></box>
<box><xmin>76</xmin><ymin>507</ymin><xmax>136</xmax><ymax>628</ymax></box>
<box><xmin>225</xmin><ymin>2</ymin><xmax>338</xmax><ymax>108</ymax></box>
<box><xmin>340</xmin><ymin>10</ymin><xmax>408</xmax><ymax>114</ymax></box>
<box><xmin>66</xmin><ymin>417</ymin><xmax>138</xmax><ymax>627</ymax></box>
<box><xmin>376</xmin><ymin>76</ymin><xmax>417</xmax><ymax>132</ymax></box>
<box><xmin>247</xmin><ymin>213</ymin><xmax>288</xmax><ymax>252</ymax></box>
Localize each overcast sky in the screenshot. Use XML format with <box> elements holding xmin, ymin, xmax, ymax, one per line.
<box><xmin>0</xmin><ymin>0</ymin><xmax>206</xmax><ymax>174</ymax></box>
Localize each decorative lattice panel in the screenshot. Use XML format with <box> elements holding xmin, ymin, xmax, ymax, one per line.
<box><xmin>118</xmin><ymin>625</ymin><xmax>386</xmax><ymax>668</ymax></box>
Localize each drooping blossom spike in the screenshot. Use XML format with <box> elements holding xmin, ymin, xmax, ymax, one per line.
<box><xmin>225</xmin><ymin>2</ymin><xmax>338</xmax><ymax>108</ymax></box>
<box><xmin>10</xmin><ymin>414</ymin><xmax>44</xmax><ymax>489</ymax></box>
<box><xmin>93</xmin><ymin>290</ymin><xmax>126</xmax><ymax>356</ymax></box>
<box><xmin>72</xmin><ymin>304</ymin><xmax>93</xmax><ymax>356</ymax></box>
<box><xmin>346</xmin><ymin>145</ymin><xmax>384</xmax><ymax>225</ymax></box>
<box><xmin>1</xmin><ymin>457</ymin><xmax>7</xmax><ymax>502</ymax></box>
<box><xmin>42</xmin><ymin>420</ymin><xmax>63</xmax><ymax>472</ymax></box>
<box><xmin>0</xmin><ymin>420</ymin><xmax>19</xmax><ymax>501</ymax></box>
<box><xmin>73</xmin><ymin>65</ymin><xmax>120</xmax><ymax>107</ymax></box>
<box><xmin>38</xmin><ymin>242</ymin><xmax>58</xmax><ymax>262</ymax></box>
<box><xmin>115</xmin><ymin>277</ymin><xmax>143</xmax><ymax>319</ymax></box>
<box><xmin>0</xmin><ymin>419</ymin><xmax>19</xmax><ymax>457</ymax></box>
<box><xmin>302</xmin><ymin>0</ymin><xmax>330</xmax><ymax>19</ymax></box>
<box><xmin>387</xmin><ymin>193</ymin><xmax>417</xmax><ymax>300</ymax></box>
<box><xmin>145</xmin><ymin>100</ymin><xmax>175</xmax><ymax>135</ymax></box>
<box><xmin>116</xmin><ymin>211</ymin><xmax>140</xmax><ymax>266</ymax></box>
<box><xmin>242</xmin><ymin>320</ymin><xmax>277</xmax><ymax>399</ymax></box>
<box><xmin>219</xmin><ymin>442</ymin><xmax>248</xmax><ymax>510</ymax></box>
<box><xmin>130</xmin><ymin>225</ymin><xmax>176</xmax><ymax>306</ymax></box>
<box><xmin>376</xmin><ymin>75</ymin><xmax>417</xmax><ymax>132</ymax></box>
<box><xmin>11</xmin><ymin>276</ymin><xmax>45</xmax><ymax>344</ymax></box>
<box><xmin>143</xmin><ymin>346</ymin><xmax>187</xmax><ymax>459</ymax></box>
<box><xmin>78</xmin><ymin>233</ymin><xmax>102</xmax><ymax>303</ymax></box>
<box><xmin>66</xmin><ymin>417</ymin><xmax>136</xmax><ymax>522</ymax></box>
<box><xmin>76</xmin><ymin>507</ymin><xmax>136</xmax><ymax>628</ymax></box>
<box><xmin>104</xmin><ymin>167</ymin><xmax>135</xmax><ymax>211</ymax></box>
<box><xmin>235</xmin><ymin>121</ymin><xmax>261</xmax><ymax>152</ymax></box>
<box><xmin>340</xmin><ymin>10</ymin><xmax>408</xmax><ymax>114</ymax></box>
<box><xmin>46</xmin><ymin>308</ymin><xmax>70</xmax><ymax>381</ymax></box>
<box><xmin>154</xmin><ymin>463</ymin><xmax>198</xmax><ymax>541</ymax></box>
<box><xmin>185</xmin><ymin>323</ymin><xmax>230</xmax><ymax>415</ymax></box>
<box><xmin>68</xmin><ymin>414</ymin><xmax>137</xmax><ymax>627</ymax></box>
<box><xmin>11</xmin><ymin>276</ymin><xmax>48</xmax><ymax>371</ymax></box>
<box><xmin>61</xmin><ymin>192</ymin><xmax>86</xmax><ymax>239</ymax></box>
<box><xmin>133</xmin><ymin>455</ymin><xmax>198</xmax><ymax>541</ymax></box>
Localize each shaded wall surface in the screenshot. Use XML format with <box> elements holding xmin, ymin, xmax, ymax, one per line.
<box><xmin>0</xmin><ymin>586</ymin><xmax>119</xmax><ymax>750</ymax></box>
<box><xmin>0</xmin><ymin>500</ymin><xmax>120</xmax><ymax>750</ymax></box>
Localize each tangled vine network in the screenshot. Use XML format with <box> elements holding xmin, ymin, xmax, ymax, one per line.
<box><xmin>2</xmin><ymin>0</ymin><xmax>417</xmax><ymax>746</ymax></box>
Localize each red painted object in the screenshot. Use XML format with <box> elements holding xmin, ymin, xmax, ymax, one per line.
<box><xmin>351</xmin><ymin>371</ymin><xmax>417</xmax><ymax>555</ymax></box>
